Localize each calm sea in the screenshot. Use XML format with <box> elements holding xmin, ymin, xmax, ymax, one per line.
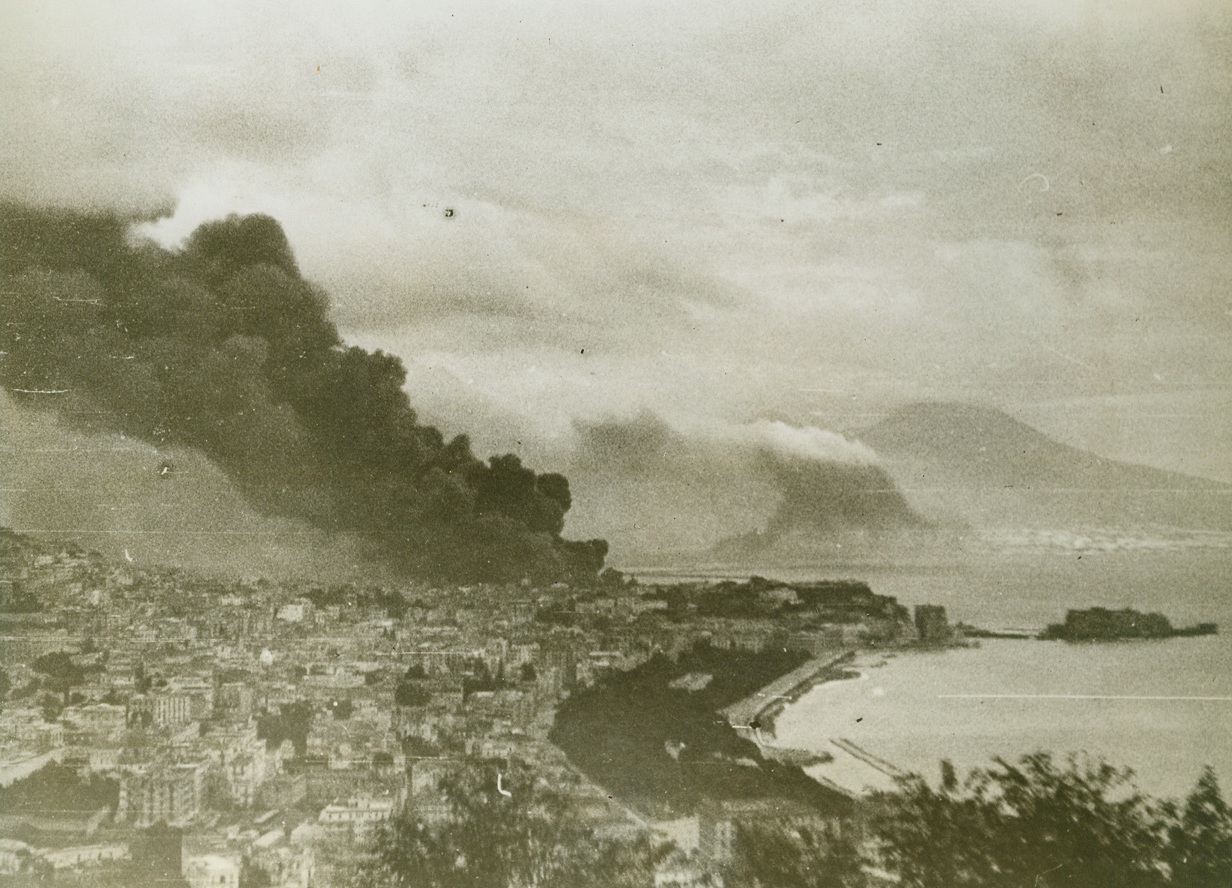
<box><xmin>637</xmin><ymin>548</ymin><xmax>1232</xmax><ymax>800</ymax></box>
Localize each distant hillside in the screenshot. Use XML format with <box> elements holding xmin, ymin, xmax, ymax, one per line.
<box><xmin>854</xmin><ymin>403</ymin><xmax>1232</xmax><ymax>532</ymax></box>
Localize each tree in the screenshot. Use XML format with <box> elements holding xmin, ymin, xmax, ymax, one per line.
<box><xmin>733</xmin><ymin>820</ymin><xmax>865</xmax><ymax>888</ymax></box>
<box><xmin>239</xmin><ymin>857</ymin><xmax>273</xmax><ymax>888</ymax></box>
<box><xmin>40</xmin><ymin>692</ymin><xmax>64</xmax><ymax>722</ymax></box>
<box><xmin>1166</xmin><ymin>767</ymin><xmax>1232</xmax><ymax>888</ymax></box>
<box><xmin>984</xmin><ymin>753</ymin><xmax>1170</xmax><ymax>888</ymax></box>
<box><xmin>256</xmin><ymin>700</ymin><xmax>314</xmax><ymax>754</ymax></box>
<box><xmin>32</xmin><ymin>651</ymin><xmax>85</xmax><ymax>700</ymax></box>
<box><xmin>866</xmin><ymin>770</ymin><xmax>997</xmax><ymax>888</ymax></box>
<box><xmin>364</xmin><ymin>763</ymin><xmax>663</xmax><ymax>888</ymax></box>
<box><xmin>868</xmin><ymin>752</ymin><xmax>1172</xmax><ymax>888</ymax></box>
<box><xmin>394</xmin><ymin>678</ymin><xmax>432</xmax><ymax>708</ymax></box>
<box><xmin>204</xmin><ymin>768</ymin><xmax>236</xmax><ymax>813</ymax></box>
<box><xmin>0</xmin><ymin>763</ymin><xmax>119</xmax><ymax>813</ymax></box>
<box><xmin>135</xmin><ymin>661</ymin><xmax>153</xmax><ymax>694</ymax></box>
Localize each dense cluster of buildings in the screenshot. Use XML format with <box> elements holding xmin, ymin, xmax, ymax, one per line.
<box><xmin>0</xmin><ymin>530</ymin><xmax>941</xmax><ymax>886</ymax></box>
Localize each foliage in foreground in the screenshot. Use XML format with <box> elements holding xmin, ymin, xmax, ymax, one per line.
<box><xmin>362</xmin><ymin>764</ymin><xmax>664</xmax><ymax>888</ymax></box>
<box><xmin>361</xmin><ymin>754</ymin><xmax>1232</xmax><ymax>888</ymax></box>
<box><xmin>733</xmin><ymin>820</ymin><xmax>866</xmax><ymax>888</ymax></box>
<box><xmin>738</xmin><ymin>755</ymin><xmax>1232</xmax><ymax>888</ymax></box>
<box><xmin>867</xmin><ymin>752</ymin><xmax>1177</xmax><ymax>888</ymax></box>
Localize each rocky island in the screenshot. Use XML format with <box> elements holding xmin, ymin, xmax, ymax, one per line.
<box><xmin>1041</xmin><ymin>607</ymin><xmax>1217</xmax><ymax>642</ymax></box>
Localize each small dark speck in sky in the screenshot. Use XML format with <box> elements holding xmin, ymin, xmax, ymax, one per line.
<box><xmin>443</xmin><ymin>208</ymin><xmax>454</xmax><ymax>218</ymax></box>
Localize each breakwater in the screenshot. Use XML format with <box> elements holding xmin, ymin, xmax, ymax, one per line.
<box><xmin>724</xmin><ymin>650</ymin><xmax>855</xmax><ymax>735</ymax></box>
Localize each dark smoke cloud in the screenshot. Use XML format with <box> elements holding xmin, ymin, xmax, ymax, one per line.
<box><xmin>1</xmin><ymin>204</ymin><xmax>606</xmax><ymax>583</ymax></box>
<box><xmin>1</xmin><ymin>394</ymin><xmax>383</xmax><ymax>582</ymax></box>
<box><xmin>564</xmin><ymin>411</ymin><xmax>923</xmax><ymax>560</ymax></box>
<box><xmin>572</xmin><ymin>411</ymin><xmax>688</xmax><ymax>479</ymax></box>
<box><xmin>768</xmin><ymin>459</ymin><xmax>920</xmax><ymax>535</ymax></box>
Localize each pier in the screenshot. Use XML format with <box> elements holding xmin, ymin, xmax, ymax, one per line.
<box><xmin>722</xmin><ymin>650</ymin><xmax>855</xmax><ymax>731</ymax></box>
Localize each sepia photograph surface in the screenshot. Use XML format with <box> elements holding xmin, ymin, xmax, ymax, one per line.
<box><xmin>1</xmin><ymin>2</ymin><xmax>1230</xmax><ymax>886</ymax></box>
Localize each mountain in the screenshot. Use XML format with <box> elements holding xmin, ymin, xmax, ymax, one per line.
<box><xmin>853</xmin><ymin>402</ymin><xmax>1232</xmax><ymax>533</ymax></box>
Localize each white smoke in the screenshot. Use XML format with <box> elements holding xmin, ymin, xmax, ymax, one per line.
<box><xmin>725</xmin><ymin>419</ymin><xmax>879</xmax><ymax>466</ymax></box>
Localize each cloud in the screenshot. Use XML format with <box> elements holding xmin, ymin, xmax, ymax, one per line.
<box><xmin>729</xmin><ymin>420</ymin><xmax>879</xmax><ymax>466</ymax></box>
<box><xmin>572</xmin><ymin>411</ymin><xmax>683</xmax><ymax>478</ymax></box>
<box><xmin>2</xmin><ymin>0</ymin><xmax>1228</xmax><ymax>496</ymax></box>
<box><xmin>559</xmin><ymin>411</ymin><xmax>917</xmax><ymax>558</ymax></box>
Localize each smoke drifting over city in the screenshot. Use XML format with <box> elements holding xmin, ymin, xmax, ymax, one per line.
<box><xmin>564</xmin><ymin>412</ymin><xmax>922</xmax><ymax>559</ymax></box>
<box><xmin>1</xmin><ymin>205</ymin><xmax>607</xmax><ymax>582</ymax></box>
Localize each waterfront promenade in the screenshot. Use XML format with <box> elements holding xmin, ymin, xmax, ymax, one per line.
<box><xmin>723</xmin><ymin>651</ymin><xmax>914</xmax><ymax>798</ymax></box>
<box><xmin>722</xmin><ymin>650</ymin><xmax>854</xmax><ymax>730</ymax></box>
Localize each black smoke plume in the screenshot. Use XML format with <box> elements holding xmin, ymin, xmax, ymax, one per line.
<box><xmin>1</xmin><ymin>204</ymin><xmax>606</xmax><ymax>583</ymax></box>
<box><xmin>763</xmin><ymin>458</ymin><xmax>921</xmax><ymax>537</ymax></box>
<box><xmin>563</xmin><ymin>412</ymin><xmax>925</xmax><ymax>559</ymax></box>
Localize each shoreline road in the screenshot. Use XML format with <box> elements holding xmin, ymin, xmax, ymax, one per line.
<box><xmin>722</xmin><ymin>650</ymin><xmax>855</xmax><ymax>731</ymax></box>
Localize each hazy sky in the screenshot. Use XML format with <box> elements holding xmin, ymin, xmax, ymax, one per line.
<box><xmin>4</xmin><ymin>0</ymin><xmax>1230</xmax><ymax>480</ymax></box>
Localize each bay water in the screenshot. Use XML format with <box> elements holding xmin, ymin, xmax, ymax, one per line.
<box><xmin>640</xmin><ymin>548</ymin><xmax>1232</xmax><ymax>800</ymax></box>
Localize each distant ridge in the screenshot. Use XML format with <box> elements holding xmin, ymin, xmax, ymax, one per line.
<box><xmin>854</xmin><ymin>402</ymin><xmax>1232</xmax><ymax>532</ymax></box>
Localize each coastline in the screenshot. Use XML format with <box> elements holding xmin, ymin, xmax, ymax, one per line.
<box><xmin>551</xmin><ymin>645</ymin><xmax>859</xmax><ymax>817</ymax></box>
<box><xmin>724</xmin><ymin>650</ymin><xmax>858</xmax><ymax>739</ymax></box>
<box><xmin>767</xmin><ymin>636</ymin><xmax>1232</xmax><ymax>801</ymax></box>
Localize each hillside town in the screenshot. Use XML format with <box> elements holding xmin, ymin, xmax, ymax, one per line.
<box><xmin>0</xmin><ymin>529</ymin><xmax>948</xmax><ymax>887</ymax></box>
